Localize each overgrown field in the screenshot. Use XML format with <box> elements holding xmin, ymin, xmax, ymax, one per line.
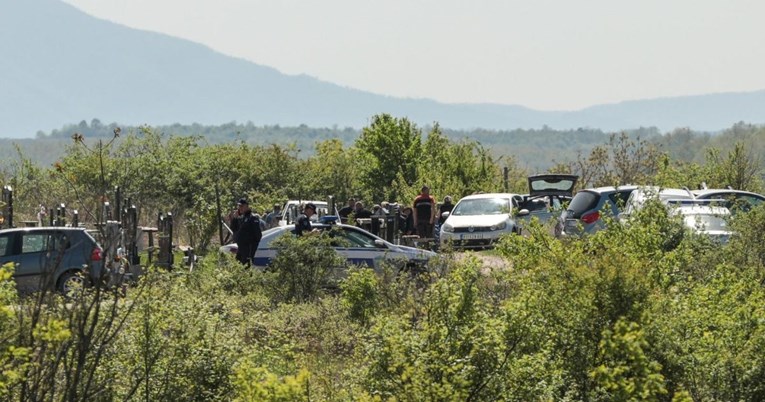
<box><xmin>2</xmin><ymin>115</ymin><xmax>765</xmax><ymax>400</ymax></box>
<box><xmin>3</xmin><ymin>204</ymin><xmax>765</xmax><ymax>401</ymax></box>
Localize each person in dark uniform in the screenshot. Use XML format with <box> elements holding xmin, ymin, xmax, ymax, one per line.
<box><xmin>399</xmin><ymin>206</ymin><xmax>415</xmax><ymax>236</ymax></box>
<box><xmin>230</xmin><ymin>198</ymin><xmax>262</xmax><ymax>267</ymax></box>
<box><xmin>295</xmin><ymin>202</ymin><xmax>317</xmax><ymax>236</ymax></box>
<box><xmin>438</xmin><ymin>196</ymin><xmax>454</xmax><ymax>225</ymax></box>
<box><xmin>338</xmin><ymin>198</ymin><xmax>356</xmax><ymax>224</ymax></box>
<box><xmin>412</xmin><ymin>185</ymin><xmax>437</xmax><ymax>238</ymax></box>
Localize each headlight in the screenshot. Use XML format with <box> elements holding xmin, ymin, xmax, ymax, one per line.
<box><xmin>490</xmin><ymin>221</ymin><xmax>507</xmax><ymax>231</ymax></box>
<box><xmin>442</xmin><ymin>223</ymin><xmax>454</xmax><ymax>233</ymax></box>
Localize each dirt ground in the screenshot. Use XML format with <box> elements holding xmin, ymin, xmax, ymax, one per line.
<box><xmin>447</xmin><ymin>251</ymin><xmax>511</xmax><ymax>274</ymax></box>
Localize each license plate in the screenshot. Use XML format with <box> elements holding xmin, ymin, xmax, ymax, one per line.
<box><xmin>460</xmin><ymin>233</ymin><xmax>483</xmax><ymax>240</ymax></box>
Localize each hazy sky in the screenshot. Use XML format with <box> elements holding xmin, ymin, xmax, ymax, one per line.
<box><xmin>62</xmin><ymin>0</ymin><xmax>765</xmax><ymax>111</ymax></box>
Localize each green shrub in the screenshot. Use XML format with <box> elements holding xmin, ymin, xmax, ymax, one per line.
<box><xmin>340</xmin><ymin>267</ymin><xmax>379</xmax><ymax>326</ymax></box>
<box><xmin>591</xmin><ymin>319</ymin><xmax>667</xmax><ymax>402</ymax></box>
<box><xmin>266</xmin><ymin>233</ymin><xmax>345</xmax><ymax>303</ymax></box>
<box><xmin>233</xmin><ymin>363</ymin><xmax>310</xmax><ymax>402</ymax></box>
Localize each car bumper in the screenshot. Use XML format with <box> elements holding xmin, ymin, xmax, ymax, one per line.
<box><xmin>439</xmin><ymin>230</ymin><xmax>510</xmax><ymax>249</ymax></box>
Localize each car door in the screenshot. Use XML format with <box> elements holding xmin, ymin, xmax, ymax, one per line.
<box><xmin>336</xmin><ymin>227</ymin><xmax>387</xmax><ymax>270</ymax></box>
<box><xmin>15</xmin><ymin>231</ymin><xmax>61</xmax><ymax>291</ymax></box>
<box><xmin>0</xmin><ymin>232</ymin><xmax>17</xmax><ymax>272</ymax></box>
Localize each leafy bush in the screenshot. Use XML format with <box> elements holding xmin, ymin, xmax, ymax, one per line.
<box><xmin>266</xmin><ymin>233</ymin><xmax>345</xmax><ymax>303</ymax></box>
<box><xmin>340</xmin><ymin>267</ymin><xmax>379</xmax><ymax>326</ymax></box>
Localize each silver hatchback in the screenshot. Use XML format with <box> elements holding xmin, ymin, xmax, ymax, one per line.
<box><xmin>0</xmin><ymin>227</ymin><xmax>104</xmax><ymax>294</ymax></box>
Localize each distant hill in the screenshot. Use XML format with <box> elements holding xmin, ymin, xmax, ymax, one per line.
<box><xmin>2</xmin><ymin>0</ymin><xmax>765</xmax><ymax>138</ymax></box>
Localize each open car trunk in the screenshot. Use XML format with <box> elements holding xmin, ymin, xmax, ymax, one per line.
<box><xmin>527</xmin><ymin>174</ymin><xmax>578</xmax><ymax>197</ymax></box>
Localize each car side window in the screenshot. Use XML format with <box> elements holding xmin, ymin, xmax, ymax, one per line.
<box><xmin>51</xmin><ymin>233</ymin><xmax>71</xmax><ymax>251</ymax></box>
<box><xmin>21</xmin><ymin>233</ymin><xmax>49</xmax><ymax>254</ymax></box>
<box><xmin>342</xmin><ymin>228</ymin><xmax>379</xmax><ymax>248</ymax></box>
<box><xmin>0</xmin><ymin>235</ymin><xmax>10</xmax><ymax>257</ymax></box>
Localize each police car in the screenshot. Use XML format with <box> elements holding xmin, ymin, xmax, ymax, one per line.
<box><xmin>220</xmin><ymin>216</ymin><xmax>437</xmax><ymax>272</ymax></box>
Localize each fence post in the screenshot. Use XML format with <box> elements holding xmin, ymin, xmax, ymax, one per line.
<box><xmin>1</xmin><ymin>185</ymin><xmax>12</xmax><ymax>229</ymax></box>
<box><xmin>157</xmin><ymin>212</ymin><xmax>174</xmax><ymax>269</ymax></box>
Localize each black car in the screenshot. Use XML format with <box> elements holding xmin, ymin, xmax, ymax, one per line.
<box><xmin>0</xmin><ymin>227</ymin><xmax>104</xmax><ymax>294</ymax></box>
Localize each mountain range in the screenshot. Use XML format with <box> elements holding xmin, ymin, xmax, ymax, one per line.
<box><xmin>2</xmin><ymin>0</ymin><xmax>764</xmax><ymax>139</ymax></box>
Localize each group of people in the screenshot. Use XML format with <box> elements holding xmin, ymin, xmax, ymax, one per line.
<box><xmin>229</xmin><ymin>198</ymin><xmax>318</xmax><ymax>266</ymax></box>
<box><xmin>337</xmin><ymin>185</ymin><xmax>455</xmax><ymax>240</ymax></box>
<box><xmin>229</xmin><ymin>186</ymin><xmax>455</xmax><ymax>267</ymax></box>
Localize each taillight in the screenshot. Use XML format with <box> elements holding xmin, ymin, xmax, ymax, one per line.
<box><xmin>91</xmin><ymin>247</ymin><xmax>103</xmax><ymax>262</ymax></box>
<box><xmin>581</xmin><ymin>211</ymin><xmax>600</xmax><ymax>224</ymax></box>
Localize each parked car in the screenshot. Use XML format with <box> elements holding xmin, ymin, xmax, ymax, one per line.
<box><xmin>619</xmin><ymin>186</ymin><xmax>695</xmax><ymax>222</ymax></box>
<box><xmin>670</xmin><ymin>203</ymin><xmax>733</xmax><ymax>244</ymax></box>
<box><xmin>439</xmin><ymin>193</ymin><xmax>523</xmax><ymax>249</ymax></box>
<box><xmin>557</xmin><ymin>185</ymin><xmax>638</xmax><ymax>237</ymax></box>
<box><xmin>516</xmin><ymin>174</ymin><xmax>578</xmax><ymax>229</ymax></box>
<box><xmin>0</xmin><ymin>227</ymin><xmax>104</xmax><ymax>294</ymax></box>
<box><xmin>439</xmin><ymin>175</ymin><xmax>578</xmax><ymax>248</ymax></box>
<box><xmin>220</xmin><ymin>219</ymin><xmax>436</xmax><ymax>273</ymax></box>
<box><xmin>692</xmin><ymin>188</ymin><xmax>765</xmax><ymax>214</ymax></box>
<box><xmin>278</xmin><ymin>200</ymin><xmax>334</xmax><ymax>226</ymax></box>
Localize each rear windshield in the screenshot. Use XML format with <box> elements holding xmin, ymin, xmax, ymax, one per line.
<box><xmin>567</xmin><ymin>191</ymin><xmax>599</xmax><ymax>218</ymax></box>
<box><xmin>683</xmin><ymin>214</ymin><xmax>728</xmax><ymax>232</ymax></box>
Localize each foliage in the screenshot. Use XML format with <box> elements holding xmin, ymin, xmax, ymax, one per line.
<box><xmin>558</xmin><ymin>132</ymin><xmax>662</xmax><ymax>188</ymax></box>
<box><xmin>591</xmin><ymin>319</ymin><xmax>667</xmax><ymax>401</ymax></box>
<box><xmin>2</xmin><ymin>116</ymin><xmax>765</xmax><ymax>400</ymax></box>
<box><xmin>340</xmin><ymin>267</ymin><xmax>379</xmax><ymax>326</ymax></box>
<box><xmin>266</xmin><ymin>232</ymin><xmax>345</xmax><ymax>303</ymax></box>
<box><xmin>354</xmin><ymin>114</ymin><xmax>423</xmax><ymax>201</ymax></box>
<box><xmin>232</xmin><ymin>364</ymin><xmax>310</xmax><ymax>402</ymax></box>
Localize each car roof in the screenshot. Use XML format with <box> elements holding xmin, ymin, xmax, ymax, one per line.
<box><xmin>0</xmin><ymin>226</ymin><xmax>89</xmax><ymax>234</ymax></box>
<box><xmin>692</xmin><ymin>189</ymin><xmax>765</xmax><ymax>198</ymax></box>
<box><xmin>578</xmin><ymin>185</ymin><xmax>639</xmax><ymax>194</ymax></box>
<box><xmin>630</xmin><ymin>186</ymin><xmax>694</xmax><ymax>199</ymax></box>
<box><xmin>283</xmin><ymin>200</ymin><xmax>328</xmax><ymax>205</ymax></box>
<box><xmin>456</xmin><ymin>193</ymin><xmax>522</xmax><ymax>201</ymax></box>
<box><xmin>262</xmin><ymin>222</ymin><xmax>380</xmax><ymax>238</ymax></box>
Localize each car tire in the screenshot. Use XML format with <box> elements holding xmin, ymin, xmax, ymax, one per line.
<box><xmin>57</xmin><ymin>270</ymin><xmax>87</xmax><ymax>296</ymax></box>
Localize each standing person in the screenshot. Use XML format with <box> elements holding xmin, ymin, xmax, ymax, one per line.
<box><xmin>353</xmin><ymin>201</ymin><xmax>372</xmax><ymax>219</ymax></box>
<box><xmin>438</xmin><ymin>196</ymin><xmax>454</xmax><ymax>225</ymax></box>
<box><xmin>412</xmin><ymin>185</ymin><xmax>437</xmax><ymax>238</ymax></box>
<box><xmin>295</xmin><ymin>202</ymin><xmax>317</xmax><ymax>236</ymax></box>
<box><xmin>230</xmin><ymin>198</ymin><xmax>262</xmax><ymax>267</ymax></box>
<box><xmin>371</xmin><ymin>204</ymin><xmax>385</xmax><ymax>236</ymax></box>
<box><xmin>338</xmin><ymin>198</ymin><xmax>356</xmax><ymax>224</ymax></box>
<box><xmin>265</xmin><ymin>203</ymin><xmax>282</xmax><ymax>229</ymax></box>
<box><xmin>352</xmin><ymin>201</ymin><xmax>373</xmax><ymax>231</ymax></box>
<box><xmin>399</xmin><ymin>206</ymin><xmax>415</xmax><ymax>236</ymax></box>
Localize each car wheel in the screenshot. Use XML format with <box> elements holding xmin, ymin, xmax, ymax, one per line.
<box><xmin>57</xmin><ymin>271</ymin><xmax>87</xmax><ymax>296</ymax></box>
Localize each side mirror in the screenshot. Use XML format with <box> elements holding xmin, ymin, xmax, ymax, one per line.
<box><xmin>441</xmin><ymin>211</ymin><xmax>451</xmax><ymax>220</ymax></box>
<box><xmin>517</xmin><ymin>209</ymin><xmax>530</xmax><ymax>216</ymax></box>
<box><xmin>374</xmin><ymin>239</ymin><xmax>387</xmax><ymax>248</ymax></box>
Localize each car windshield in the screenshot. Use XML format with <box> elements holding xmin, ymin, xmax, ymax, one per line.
<box><xmin>683</xmin><ymin>214</ymin><xmax>728</xmax><ymax>232</ymax></box>
<box><xmin>452</xmin><ymin>198</ymin><xmax>510</xmax><ymax>216</ymax></box>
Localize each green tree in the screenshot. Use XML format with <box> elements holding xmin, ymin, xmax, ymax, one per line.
<box><xmin>354</xmin><ymin>114</ymin><xmax>422</xmax><ymax>201</ymax></box>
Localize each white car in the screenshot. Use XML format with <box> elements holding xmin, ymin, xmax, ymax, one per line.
<box><xmin>619</xmin><ymin>186</ymin><xmax>695</xmax><ymax>221</ymax></box>
<box><xmin>278</xmin><ymin>200</ymin><xmax>333</xmax><ymax>226</ymax></box>
<box><xmin>439</xmin><ymin>175</ymin><xmax>578</xmax><ymax>249</ymax></box>
<box><xmin>439</xmin><ymin>193</ymin><xmax>523</xmax><ymax>249</ymax></box>
<box><xmin>670</xmin><ymin>203</ymin><xmax>732</xmax><ymax>243</ymax></box>
<box><xmin>221</xmin><ymin>219</ymin><xmax>436</xmax><ymax>273</ymax></box>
